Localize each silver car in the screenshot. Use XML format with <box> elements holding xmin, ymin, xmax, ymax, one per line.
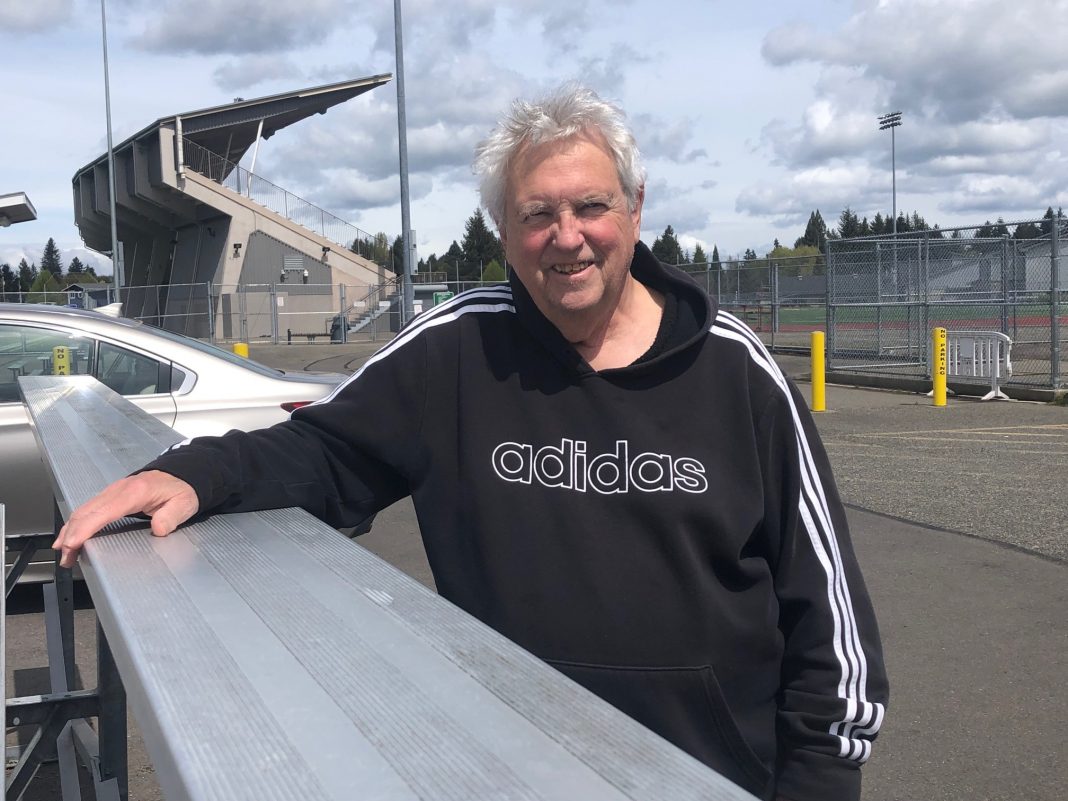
<box><xmin>1</xmin><ymin>303</ymin><xmax>344</xmax><ymax>574</ymax></box>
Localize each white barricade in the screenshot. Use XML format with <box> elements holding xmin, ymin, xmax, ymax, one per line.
<box><xmin>945</xmin><ymin>330</ymin><xmax>1013</xmax><ymax>401</ymax></box>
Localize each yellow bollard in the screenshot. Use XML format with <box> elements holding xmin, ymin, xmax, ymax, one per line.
<box><xmin>811</xmin><ymin>330</ymin><xmax>826</xmax><ymax>412</ymax></box>
<box><xmin>932</xmin><ymin>327</ymin><xmax>947</xmax><ymax>407</ymax></box>
<box><xmin>52</xmin><ymin>346</ymin><xmax>71</xmax><ymax>376</ymax></box>
<box><xmin>233</xmin><ymin>342</ymin><xmax>249</xmax><ymax>358</ymax></box>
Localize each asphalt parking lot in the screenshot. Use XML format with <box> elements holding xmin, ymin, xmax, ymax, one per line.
<box><xmin>6</xmin><ymin>338</ymin><xmax>1066</xmax><ymax>801</ymax></box>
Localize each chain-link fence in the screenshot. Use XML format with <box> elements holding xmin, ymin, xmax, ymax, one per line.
<box><xmin>826</xmin><ymin>218</ymin><xmax>1066</xmax><ymax>389</ymax></box>
<box><xmin>7</xmin><ymin>226</ymin><xmax>1062</xmax><ymax>389</ymax></box>
<box><xmin>678</xmin><ymin>253</ymin><xmax>828</xmax><ymax>351</ymax></box>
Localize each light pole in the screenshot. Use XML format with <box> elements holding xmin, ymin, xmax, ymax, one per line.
<box><xmin>394</xmin><ymin>0</ymin><xmax>415</xmax><ymax>325</ymax></box>
<box><xmin>878</xmin><ymin>111</ymin><xmax>902</xmax><ymax>235</ymax></box>
<box><xmin>101</xmin><ymin>0</ymin><xmax>124</xmax><ymax>295</ymax></box>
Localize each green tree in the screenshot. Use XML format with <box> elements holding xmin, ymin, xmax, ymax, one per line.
<box><xmin>1</xmin><ymin>263</ymin><xmax>15</xmax><ymax>295</ymax></box>
<box><xmin>442</xmin><ymin>240</ymin><xmax>473</xmax><ymax>281</ymax></box>
<box><xmin>1013</xmin><ymin>221</ymin><xmax>1042</xmax><ymax>239</ymax></box>
<box><xmin>67</xmin><ymin>257</ymin><xmax>85</xmax><ymax>276</ymax></box>
<box><xmin>692</xmin><ymin>243</ymin><xmax>707</xmax><ymax>266</ymax></box>
<box><xmin>711</xmin><ymin>245</ymin><xmax>722</xmax><ymax>272</ymax></box>
<box><xmin>1039</xmin><ymin>206</ymin><xmax>1063</xmax><ymax>236</ymax></box>
<box><xmin>17</xmin><ymin>258</ymin><xmax>36</xmax><ymax>292</ymax></box>
<box><xmin>27</xmin><ymin>269</ymin><xmax>61</xmax><ymax>303</ymax></box>
<box><xmin>768</xmin><ymin>243</ymin><xmax>823</xmax><ymax>277</ymax></box>
<box><xmin>390</xmin><ymin>236</ymin><xmax>405</xmax><ymax>274</ymax></box>
<box><xmin>371</xmin><ymin>232</ymin><xmax>391</xmax><ymax>268</ymax></box>
<box><xmin>651</xmin><ymin>225</ymin><xmax>685</xmax><ymax>264</ymax></box>
<box><xmin>461</xmin><ymin>208</ymin><xmax>504</xmax><ymax>269</ymax></box>
<box><xmin>795</xmin><ymin>210</ymin><xmax>829</xmax><ymax>250</ymax></box>
<box><xmin>482</xmin><ymin>259</ymin><xmax>506</xmax><ymax>282</ymax></box>
<box><xmin>975</xmin><ymin>219</ymin><xmax>1008</xmax><ymax>238</ymax></box>
<box><xmin>836</xmin><ymin>207</ymin><xmax>863</xmax><ymax>239</ymax></box>
<box><xmin>40</xmin><ymin>237</ymin><xmax>64</xmax><ymax>278</ymax></box>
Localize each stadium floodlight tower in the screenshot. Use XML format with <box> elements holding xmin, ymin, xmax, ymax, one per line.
<box><xmin>878</xmin><ymin>111</ymin><xmax>903</xmax><ymax>235</ymax></box>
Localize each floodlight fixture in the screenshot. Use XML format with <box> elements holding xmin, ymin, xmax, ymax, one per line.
<box><xmin>878</xmin><ymin>111</ymin><xmax>902</xmax><ymax>130</ymax></box>
<box><xmin>0</xmin><ymin>192</ymin><xmax>37</xmax><ymax>227</ymax></box>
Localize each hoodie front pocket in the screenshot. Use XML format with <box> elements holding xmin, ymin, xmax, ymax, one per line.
<box><xmin>548</xmin><ymin>660</ymin><xmax>773</xmax><ymax>796</ymax></box>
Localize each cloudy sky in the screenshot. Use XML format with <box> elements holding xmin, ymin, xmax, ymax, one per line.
<box><xmin>3</xmin><ymin>0</ymin><xmax>1068</xmax><ymax>275</ymax></box>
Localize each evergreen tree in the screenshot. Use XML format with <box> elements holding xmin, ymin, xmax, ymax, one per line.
<box><xmin>1</xmin><ymin>263</ymin><xmax>15</xmax><ymax>296</ymax></box>
<box><xmin>795</xmin><ymin>210</ymin><xmax>829</xmax><ymax>250</ymax></box>
<box><xmin>1013</xmin><ymin>221</ymin><xmax>1042</xmax><ymax>239</ymax></box>
<box><xmin>650</xmin><ymin>225</ymin><xmax>685</xmax><ymax>264</ymax></box>
<box><xmin>390</xmin><ymin>236</ymin><xmax>405</xmax><ymax>274</ymax></box>
<box><xmin>461</xmin><ymin>208</ymin><xmax>504</xmax><ymax>269</ymax></box>
<box><xmin>711</xmin><ymin>245</ymin><xmax>721</xmax><ymax>272</ymax></box>
<box><xmin>67</xmin><ymin>257</ymin><xmax>85</xmax><ymax>276</ymax></box>
<box><xmin>40</xmin><ymin>237</ymin><xmax>64</xmax><ymax>278</ymax></box>
<box><xmin>836</xmin><ymin>207</ymin><xmax>863</xmax><ymax>239</ymax></box>
<box><xmin>692</xmin><ymin>243</ymin><xmax>707</xmax><ymax>266</ymax></box>
<box><xmin>17</xmin><ymin>258</ymin><xmax>36</xmax><ymax>292</ymax></box>
<box><xmin>1039</xmin><ymin>206</ymin><xmax>1063</xmax><ymax>236</ymax></box>
<box><xmin>443</xmin><ymin>240</ymin><xmax>472</xmax><ymax>280</ymax></box>
<box><xmin>743</xmin><ymin>248</ymin><xmax>758</xmax><ymax>261</ymax></box>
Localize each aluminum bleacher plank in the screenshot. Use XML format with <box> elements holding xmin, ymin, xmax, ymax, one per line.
<box><xmin>18</xmin><ymin>375</ymin><xmax>756</xmax><ymax>801</ymax></box>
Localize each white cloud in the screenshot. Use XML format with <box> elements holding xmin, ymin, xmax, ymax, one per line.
<box><xmin>0</xmin><ymin>0</ymin><xmax>73</xmax><ymax>32</ymax></box>
<box><xmin>133</xmin><ymin>0</ymin><xmax>360</xmax><ymax>55</ymax></box>
<box><xmin>212</xmin><ymin>56</ymin><xmax>305</xmax><ymax>92</ymax></box>
<box><xmin>745</xmin><ymin>0</ymin><xmax>1068</xmax><ymax>230</ymax></box>
<box><xmin>8</xmin><ymin>0</ymin><xmax>1068</xmax><ymax>273</ymax></box>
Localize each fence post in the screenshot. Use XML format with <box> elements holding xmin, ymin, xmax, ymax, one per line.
<box><xmin>1052</xmin><ymin>218</ymin><xmax>1061</xmax><ymax>388</ymax></box>
<box><xmin>238</xmin><ymin>284</ymin><xmax>248</xmax><ymax>344</ymax></box>
<box><xmin>269</xmin><ymin>282</ymin><xmax>279</xmax><ymax>345</ymax></box>
<box><xmin>1000</xmin><ymin>235</ymin><xmax>1010</xmax><ymax>336</ymax></box>
<box><xmin>206</xmin><ymin>282</ymin><xmax>216</xmax><ymax>343</ymax></box>
<box><xmin>339</xmin><ymin>283</ymin><xmax>348</xmax><ymax>344</ymax></box>
<box><xmin>770</xmin><ymin>263</ymin><xmax>779</xmax><ymax>349</ymax></box>
<box><xmin>825</xmin><ymin>241</ymin><xmax>835</xmax><ymax>370</ymax></box>
<box><xmin>875</xmin><ymin>242</ymin><xmax>883</xmax><ymax>356</ymax></box>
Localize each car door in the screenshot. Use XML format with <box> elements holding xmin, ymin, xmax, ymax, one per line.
<box><xmin>0</xmin><ymin>322</ymin><xmax>178</xmax><ymax>537</ymax></box>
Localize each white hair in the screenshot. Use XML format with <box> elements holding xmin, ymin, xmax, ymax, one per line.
<box><xmin>473</xmin><ymin>83</ymin><xmax>646</xmax><ymax>226</ymax></box>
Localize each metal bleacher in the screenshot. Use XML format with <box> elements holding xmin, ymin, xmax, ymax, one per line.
<box><xmin>8</xmin><ymin>375</ymin><xmax>756</xmax><ymax>801</ymax></box>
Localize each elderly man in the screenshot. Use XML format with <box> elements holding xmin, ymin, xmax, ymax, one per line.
<box><xmin>56</xmin><ymin>84</ymin><xmax>887</xmax><ymax>801</ymax></box>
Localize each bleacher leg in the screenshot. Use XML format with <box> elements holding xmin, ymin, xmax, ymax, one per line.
<box><xmin>96</xmin><ymin>622</ymin><xmax>129</xmax><ymax>801</ymax></box>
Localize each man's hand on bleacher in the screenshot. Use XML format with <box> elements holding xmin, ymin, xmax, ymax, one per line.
<box><xmin>53</xmin><ymin>470</ymin><xmax>200</xmax><ymax>568</ymax></box>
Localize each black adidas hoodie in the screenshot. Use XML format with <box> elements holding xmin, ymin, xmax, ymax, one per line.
<box><xmin>144</xmin><ymin>243</ymin><xmax>887</xmax><ymax>801</ymax></box>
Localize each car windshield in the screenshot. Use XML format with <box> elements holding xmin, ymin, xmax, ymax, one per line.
<box><xmin>138</xmin><ymin>323</ymin><xmax>286</xmax><ymax>377</ymax></box>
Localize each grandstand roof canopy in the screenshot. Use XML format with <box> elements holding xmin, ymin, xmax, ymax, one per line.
<box><xmin>74</xmin><ymin>73</ymin><xmax>393</xmax><ymax>179</ymax></box>
<box><xmin>0</xmin><ymin>192</ymin><xmax>37</xmax><ymax>227</ymax></box>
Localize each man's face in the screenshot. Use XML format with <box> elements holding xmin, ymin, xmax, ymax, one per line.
<box><xmin>500</xmin><ymin>133</ymin><xmax>643</xmax><ymax>336</ymax></box>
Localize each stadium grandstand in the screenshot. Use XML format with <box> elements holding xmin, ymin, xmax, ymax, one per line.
<box><xmin>72</xmin><ymin>75</ymin><xmax>396</xmax><ymax>339</ymax></box>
